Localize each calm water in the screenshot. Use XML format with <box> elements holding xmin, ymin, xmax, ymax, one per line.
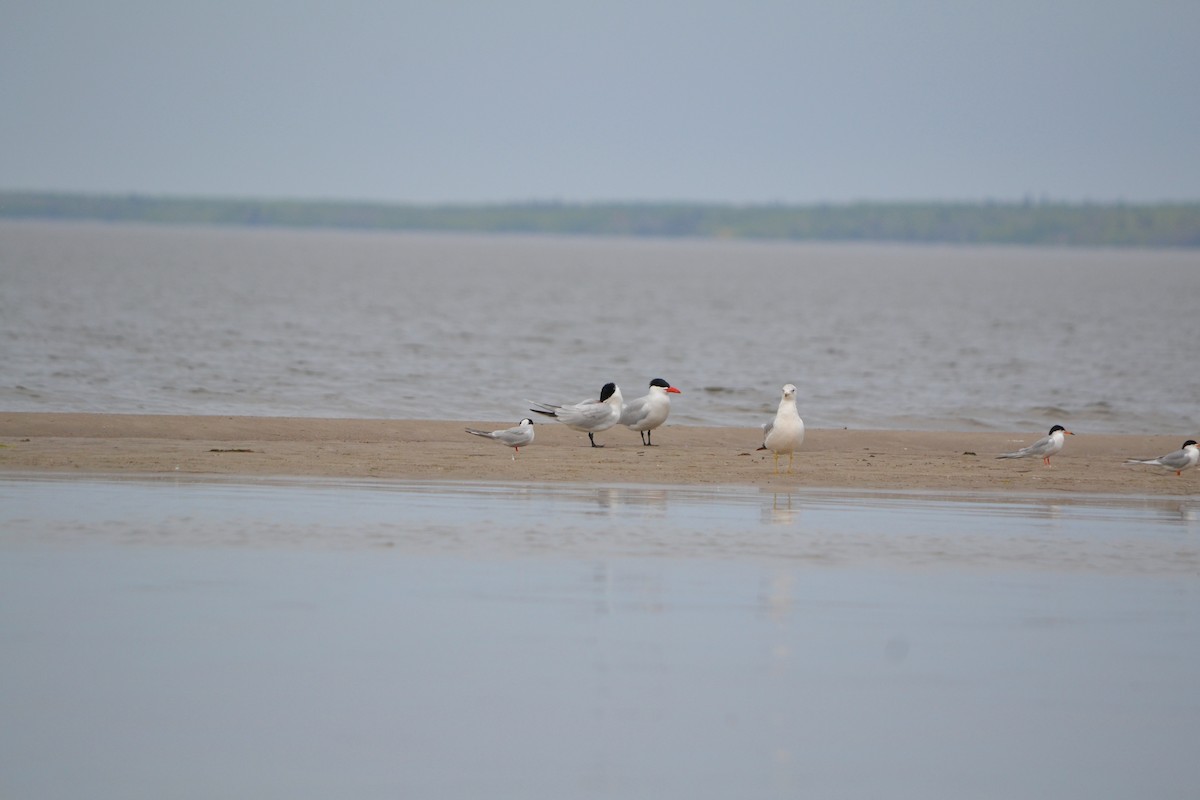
<box><xmin>3</xmin><ymin>219</ymin><xmax>1198</xmax><ymax>432</ymax></box>
<box><xmin>6</xmin><ymin>221</ymin><xmax>1198</xmax><ymax>799</ymax></box>
<box><xmin>2</xmin><ymin>476</ymin><xmax>1199</xmax><ymax>799</ymax></box>
<box><xmin>5</xmin><ymin>474</ymin><xmax>1199</xmax><ymax>570</ymax></box>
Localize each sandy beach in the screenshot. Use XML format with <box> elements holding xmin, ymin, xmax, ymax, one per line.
<box><xmin>2</xmin><ymin>412</ymin><xmax>1196</xmax><ymax>495</ymax></box>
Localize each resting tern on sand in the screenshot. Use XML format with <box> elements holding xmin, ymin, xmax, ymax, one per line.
<box><xmin>996</xmin><ymin>424</ymin><xmax>1074</xmax><ymax>466</ymax></box>
<box><xmin>464</xmin><ymin>418</ymin><xmax>535</xmax><ymax>460</ymax></box>
<box><xmin>757</xmin><ymin>383</ymin><xmax>805</xmax><ymax>473</ymax></box>
<box><xmin>530</xmin><ymin>382</ymin><xmax>623</xmax><ymax>447</ymax></box>
<box><xmin>620</xmin><ymin>378</ymin><xmax>681</xmax><ymax>446</ymax></box>
<box><xmin>1125</xmin><ymin>440</ymin><xmax>1199</xmax><ymax>476</ymax></box>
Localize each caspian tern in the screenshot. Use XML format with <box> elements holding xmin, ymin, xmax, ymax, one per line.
<box><xmin>757</xmin><ymin>383</ymin><xmax>805</xmax><ymax>473</ymax></box>
<box><xmin>996</xmin><ymin>425</ymin><xmax>1074</xmax><ymax>466</ymax></box>
<box><xmin>465</xmin><ymin>418</ymin><xmax>535</xmax><ymax>460</ymax></box>
<box><xmin>620</xmin><ymin>378</ymin><xmax>681</xmax><ymax>446</ymax></box>
<box><xmin>1125</xmin><ymin>439</ymin><xmax>1199</xmax><ymax>476</ymax></box>
<box><xmin>530</xmin><ymin>382</ymin><xmax>623</xmax><ymax>447</ymax></box>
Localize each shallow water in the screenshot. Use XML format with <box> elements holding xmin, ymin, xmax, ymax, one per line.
<box><xmin>2</xmin><ymin>476</ymin><xmax>1198</xmax><ymax>799</ymax></box>
<box><xmin>4</xmin><ymin>475</ymin><xmax>1199</xmax><ymax>572</ymax></box>
<box><xmin>3</xmin><ymin>220</ymin><xmax>1198</xmax><ymax>432</ymax></box>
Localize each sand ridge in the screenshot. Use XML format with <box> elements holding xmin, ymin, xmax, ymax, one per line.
<box><xmin>2</xmin><ymin>412</ymin><xmax>1198</xmax><ymax>496</ymax></box>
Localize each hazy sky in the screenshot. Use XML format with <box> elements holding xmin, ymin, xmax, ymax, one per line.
<box><xmin>3</xmin><ymin>1</ymin><xmax>1197</xmax><ymax>204</ymax></box>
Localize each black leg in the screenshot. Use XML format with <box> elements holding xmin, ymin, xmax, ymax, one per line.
<box><xmin>589</xmin><ymin>432</ymin><xmax>603</xmax><ymax>447</ymax></box>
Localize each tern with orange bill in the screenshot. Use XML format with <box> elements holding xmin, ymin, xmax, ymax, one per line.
<box><xmin>1125</xmin><ymin>439</ymin><xmax>1199</xmax><ymax>476</ymax></box>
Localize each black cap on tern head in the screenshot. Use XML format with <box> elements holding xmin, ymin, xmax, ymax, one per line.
<box><xmin>1184</xmin><ymin>440</ymin><xmax>1198</xmax><ymax>447</ymax></box>
<box><xmin>1049</xmin><ymin>425</ymin><xmax>1066</xmax><ymax>434</ymax></box>
<box><xmin>599</xmin><ymin>382</ymin><xmax>617</xmax><ymax>402</ymax></box>
<box><xmin>649</xmin><ymin>378</ymin><xmax>670</xmax><ymax>389</ymax></box>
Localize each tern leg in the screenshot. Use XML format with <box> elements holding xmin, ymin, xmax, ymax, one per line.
<box><xmin>773</xmin><ymin>452</ymin><xmax>780</xmax><ymax>473</ymax></box>
<box><xmin>589</xmin><ymin>432</ymin><xmax>604</xmax><ymax>448</ymax></box>
<box><xmin>787</xmin><ymin>452</ymin><xmax>794</xmax><ymax>473</ymax></box>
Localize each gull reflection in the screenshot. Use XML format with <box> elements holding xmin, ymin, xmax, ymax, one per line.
<box><xmin>762</xmin><ymin>493</ymin><xmax>800</xmax><ymax>525</ymax></box>
<box><xmin>761</xmin><ymin>568</ymin><xmax>795</xmax><ymax>622</ymax></box>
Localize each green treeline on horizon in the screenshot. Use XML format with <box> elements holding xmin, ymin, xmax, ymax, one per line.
<box><xmin>2</xmin><ymin>191</ymin><xmax>1199</xmax><ymax>248</ymax></box>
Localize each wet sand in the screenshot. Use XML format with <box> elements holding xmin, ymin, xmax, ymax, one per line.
<box><xmin>2</xmin><ymin>412</ymin><xmax>1197</xmax><ymax>495</ymax></box>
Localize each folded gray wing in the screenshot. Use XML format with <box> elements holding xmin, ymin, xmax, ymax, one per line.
<box><xmin>558</xmin><ymin>399</ymin><xmax>611</xmax><ymax>426</ymax></box>
<box><xmin>494</xmin><ymin>426</ymin><xmax>533</xmax><ymax>447</ymax></box>
<box><xmin>619</xmin><ymin>396</ymin><xmax>649</xmax><ymax>427</ymax></box>
<box><xmin>1154</xmin><ymin>449</ymin><xmax>1190</xmax><ymax>469</ymax></box>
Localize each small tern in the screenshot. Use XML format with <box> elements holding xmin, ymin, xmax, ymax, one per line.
<box><xmin>996</xmin><ymin>424</ymin><xmax>1074</xmax><ymax>466</ymax></box>
<box><xmin>757</xmin><ymin>383</ymin><xmax>805</xmax><ymax>473</ymax></box>
<box><xmin>530</xmin><ymin>382</ymin><xmax>623</xmax><ymax>447</ymax></box>
<box><xmin>620</xmin><ymin>378</ymin><xmax>681</xmax><ymax>446</ymax></box>
<box><xmin>465</xmin><ymin>418</ymin><xmax>535</xmax><ymax>460</ymax></box>
<box><xmin>1125</xmin><ymin>439</ymin><xmax>1199</xmax><ymax>476</ymax></box>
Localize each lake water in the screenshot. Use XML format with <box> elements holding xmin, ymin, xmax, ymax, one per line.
<box><xmin>5</xmin><ymin>222</ymin><xmax>1199</xmax><ymax>798</ymax></box>
<box><xmin>3</xmin><ymin>219</ymin><xmax>1198</xmax><ymax>432</ymax></box>
<box><xmin>2</xmin><ymin>475</ymin><xmax>1199</xmax><ymax>799</ymax></box>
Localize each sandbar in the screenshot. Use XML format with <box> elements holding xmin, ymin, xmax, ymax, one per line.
<box><xmin>2</xmin><ymin>412</ymin><xmax>1197</xmax><ymax>496</ymax></box>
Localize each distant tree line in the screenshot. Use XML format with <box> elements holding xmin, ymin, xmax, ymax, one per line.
<box><xmin>2</xmin><ymin>191</ymin><xmax>1198</xmax><ymax>247</ymax></box>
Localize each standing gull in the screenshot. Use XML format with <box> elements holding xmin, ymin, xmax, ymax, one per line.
<box><xmin>757</xmin><ymin>383</ymin><xmax>805</xmax><ymax>473</ymax></box>
<box><xmin>620</xmin><ymin>378</ymin><xmax>681</xmax><ymax>446</ymax></box>
<box><xmin>530</xmin><ymin>382</ymin><xmax>624</xmax><ymax>447</ymax></box>
<box><xmin>1125</xmin><ymin>439</ymin><xmax>1199</xmax><ymax>476</ymax></box>
<box><xmin>464</xmin><ymin>418</ymin><xmax>535</xmax><ymax>460</ymax></box>
<box><xmin>996</xmin><ymin>425</ymin><xmax>1074</xmax><ymax>466</ymax></box>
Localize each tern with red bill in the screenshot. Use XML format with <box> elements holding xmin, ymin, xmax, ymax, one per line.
<box><xmin>620</xmin><ymin>378</ymin><xmax>681</xmax><ymax>446</ymax></box>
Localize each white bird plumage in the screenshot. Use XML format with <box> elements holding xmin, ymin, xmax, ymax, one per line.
<box><xmin>620</xmin><ymin>378</ymin><xmax>681</xmax><ymax>446</ymax></box>
<box><xmin>996</xmin><ymin>425</ymin><xmax>1073</xmax><ymax>466</ymax></box>
<box><xmin>758</xmin><ymin>383</ymin><xmax>805</xmax><ymax>473</ymax></box>
<box><xmin>1125</xmin><ymin>439</ymin><xmax>1199</xmax><ymax>476</ymax></box>
<box><xmin>530</xmin><ymin>382</ymin><xmax>624</xmax><ymax>447</ymax></box>
<box><xmin>465</xmin><ymin>418</ymin><xmax>535</xmax><ymax>460</ymax></box>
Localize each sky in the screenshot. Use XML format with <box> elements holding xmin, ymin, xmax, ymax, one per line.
<box><xmin>2</xmin><ymin>1</ymin><xmax>1198</xmax><ymax>205</ymax></box>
